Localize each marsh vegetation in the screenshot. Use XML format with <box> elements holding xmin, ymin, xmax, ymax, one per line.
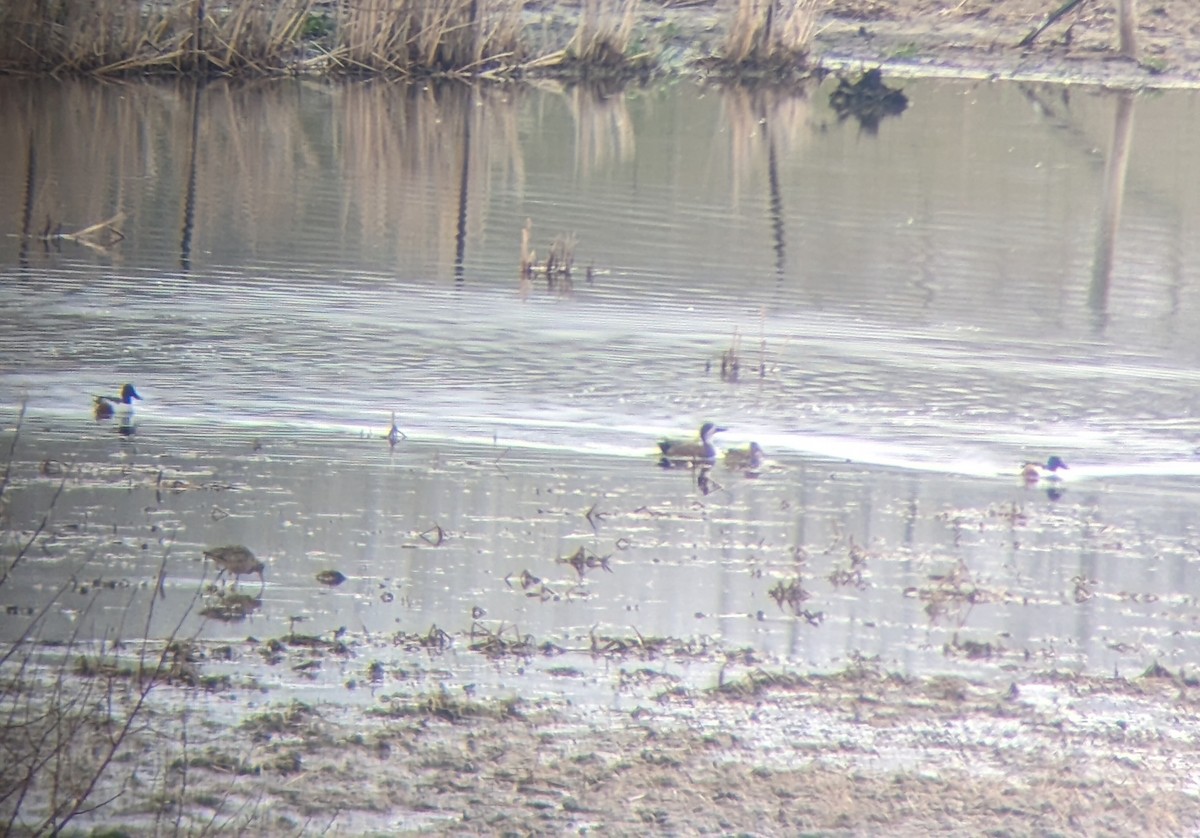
<box><xmin>0</xmin><ymin>0</ymin><xmax>821</xmax><ymax>78</ymax></box>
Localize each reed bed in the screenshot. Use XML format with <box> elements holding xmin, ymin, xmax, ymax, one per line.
<box><xmin>0</xmin><ymin>0</ymin><xmax>527</xmax><ymax>76</ymax></box>
<box><xmin>0</xmin><ymin>0</ymin><xmax>824</xmax><ymax>78</ymax></box>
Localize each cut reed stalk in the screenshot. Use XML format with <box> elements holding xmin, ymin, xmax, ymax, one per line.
<box><xmin>520</xmin><ymin>218</ymin><xmax>535</xmax><ymax>278</ymax></box>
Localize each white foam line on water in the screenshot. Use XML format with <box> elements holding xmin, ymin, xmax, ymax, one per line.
<box><xmin>15</xmin><ymin>403</ymin><xmax>1200</xmax><ymax>482</ymax></box>
<box><xmin>1060</xmin><ymin>461</ymin><xmax>1200</xmax><ymax>479</ymax></box>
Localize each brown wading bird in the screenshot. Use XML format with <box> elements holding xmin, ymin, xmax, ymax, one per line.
<box><xmin>658</xmin><ymin>422</ymin><xmax>726</xmax><ymax>464</ymax></box>
<box><xmin>204</xmin><ymin>545</ymin><xmax>266</xmax><ymax>592</ymax></box>
<box><xmin>724</xmin><ymin>442</ymin><xmax>765</xmax><ymax>471</ymax></box>
<box><xmin>93</xmin><ymin>383</ymin><xmax>141</xmax><ymax>420</ymax></box>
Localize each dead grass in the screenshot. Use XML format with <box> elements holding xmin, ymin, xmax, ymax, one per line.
<box><xmin>332</xmin><ymin>0</ymin><xmax>525</xmax><ymax>74</ymax></box>
<box><xmin>0</xmin><ymin>0</ymin><xmax>528</xmax><ymax>76</ymax></box>
<box><xmin>720</xmin><ymin>0</ymin><xmax>823</xmax><ymax>71</ymax></box>
<box><xmin>568</xmin><ymin>0</ymin><xmax>639</xmax><ymax>66</ymax></box>
<box><xmin>0</xmin><ymin>0</ymin><xmax>818</xmax><ymax>78</ymax></box>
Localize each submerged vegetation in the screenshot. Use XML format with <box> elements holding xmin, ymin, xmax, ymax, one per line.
<box><xmin>0</xmin><ymin>0</ymin><xmax>823</xmax><ymax>79</ymax></box>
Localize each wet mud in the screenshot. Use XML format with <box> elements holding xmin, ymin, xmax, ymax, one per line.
<box><xmin>6</xmin><ymin>423</ymin><xmax>1200</xmax><ymax>834</ymax></box>
<box><xmin>15</xmin><ymin>629</ymin><xmax>1200</xmax><ymax>834</ymax></box>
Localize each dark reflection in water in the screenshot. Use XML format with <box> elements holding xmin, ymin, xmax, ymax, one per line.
<box><xmin>18</xmin><ymin>127</ymin><xmax>35</xmax><ymax>268</ymax></box>
<box><xmin>455</xmin><ymin>85</ymin><xmax>473</xmax><ymax>285</ymax></box>
<box><xmin>1090</xmin><ymin>90</ymin><xmax>1136</xmax><ymax>331</ymax></box>
<box><xmin>180</xmin><ymin>80</ymin><xmax>204</xmax><ymax>271</ymax></box>
<box><xmin>3</xmin><ymin>76</ymin><xmax>1200</xmax><ymax>691</ymax></box>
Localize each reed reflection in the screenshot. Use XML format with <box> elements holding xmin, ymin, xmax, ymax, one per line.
<box><xmin>180</xmin><ymin>79</ymin><xmax>203</xmax><ymax>270</ymax></box>
<box><xmin>1089</xmin><ymin>90</ymin><xmax>1136</xmax><ymax>330</ymax></box>
<box><xmin>722</xmin><ymin>86</ymin><xmax>816</xmax><ymax>284</ymax></box>
<box><xmin>565</xmin><ymin>82</ymin><xmax>636</xmax><ymax>175</ymax></box>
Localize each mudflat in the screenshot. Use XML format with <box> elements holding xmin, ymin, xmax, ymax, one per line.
<box><xmin>818</xmin><ymin>0</ymin><xmax>1200</xmax><ymax>83</ymax></box>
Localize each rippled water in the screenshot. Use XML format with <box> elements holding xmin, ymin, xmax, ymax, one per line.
<box><xmin>3</xmin><ymin>76</ymin><xmax>1200</xmax><ymax>694</ymax></box>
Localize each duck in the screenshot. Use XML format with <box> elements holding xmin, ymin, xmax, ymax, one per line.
<box><xmin>204</xmin><ymin>545</ymin><xmax>265</xmax><ymax>592</ymax></box>
<box><xmin>724</xmin><ymin>442</ymin><xmax>765</xmax><ymax>471</ymax></box>
<box><xmin>386</xmin><ymin>412</ymin><xmax>407</xmax><ymax>447</ymax></box>
<box><xmin>1021</xmin><ymin>455</ymin><xmax>1068</xmax><ymax>483</ymax></box>
<box><xmin>93</xmin><ymin>383</ymin><xmax>141</xmax><ymax>420</ymax></box>
<box><xmin>658</xmin><ymin>422</ymin><xmax>726</xmax><ymax>464</ymax></box>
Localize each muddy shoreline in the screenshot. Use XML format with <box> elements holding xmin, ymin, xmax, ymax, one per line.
<box><xmin>7</xmin><ymin>421</ymin><xmax>1200</xmax><ymax>834</ymax></box>
<box><xmin>810</xmin><ymin>0</ymin><xmax>1200</xmax><ymax>89</ymax></box>
<box><xmin>530</xmin><ymin>0</ymin><xmax>1200</xmax><ymax>88</ymax></box>
<box><xmin>13</xmin><ymin>630</ymin><xmax>1200</xmax><ymax>834</ymax></box>
<box><xmin>546</xmin><ymin>0</ymin><xmax>1200</xmax><ymax>89</ymax></box>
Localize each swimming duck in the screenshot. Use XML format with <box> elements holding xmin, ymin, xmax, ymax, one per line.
<box><xmin>658</xmin><ymin>422</ymin><xmax>726</xmax><ymax>464</ymax></box>
<box><xmin>204</xmin><ymin>545</ymin><xmax>265</xmax><ymax>592</ymax></box>
<box><xmin>1021</xmin><ymin>455</ymin><xmax>1068</xmax><ymax>483</ymax></box>
<box><xmin>93</xmin><ymin>383</ymin><xmax>141</xmax><ymax>420</ymax></box>
<box><xmin>386</xmin><ymin>412</ymin><xmax>407</xmax><ymax>447</ymax></box>
<box><xmin>724</xmin><ymin>442</ymin><xmax>765</xmax><ymax>471</ymax></box>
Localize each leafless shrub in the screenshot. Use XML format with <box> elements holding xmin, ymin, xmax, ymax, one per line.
<box><xmin>0</xmin><ymin>406</ymin><xmax>204</xmax><ymax>832</ymax></box>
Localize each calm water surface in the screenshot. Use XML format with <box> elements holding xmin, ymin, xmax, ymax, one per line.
<box><xmin>3</xmin><ymin>76</ymin><xmax>1200</xmax><ymax>698</ymax></box>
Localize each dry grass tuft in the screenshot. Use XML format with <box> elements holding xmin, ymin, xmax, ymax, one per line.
<box><xmin>519</xmin><ymin>219</ymin><xmax>580</xmax><ymax>293</ymax></box>
<box><xmin>569</xmin><ymin>0</ymin><xmax>639</xmax><ymax>67</ymax></box>
<box><xmin>721</xmin><ymin>0</ymin><xmax>823</xmax><ymax>69</ymax></box>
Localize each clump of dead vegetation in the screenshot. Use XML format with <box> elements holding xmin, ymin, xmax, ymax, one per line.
<box><xmin>520</xmin><ymin>218</ymin><xmax>592</xmax><ymax>295</ymax></box>
<box><xmin>27</xmin><ymin>213</ymin><xmax>126</xmax><ymax>256</ymax></box>
<box><xmin>373</xmin><ymin>688</ymin><xmax>526</xmax><ymax>722</ymax></box>
<box><xmin>767</xmin><ymin>576</ymin><xmax>823</xmax><ymax>624</ymax></box>
<box><xmin>705</xmin><ymin>0</ymin><xmax>823</xmax><ymax>77</ymax></box>
<box><xmin>827</xmin><ymin>536</ymin><xmax>870</xmax><ymax>589</ymax></box>
<box><xmin>904</xmin><ymin>558</ymin><xmax>1004</xmax><ymax>626</ymax></box>
<box><xmin>711</xmin><ymin>325</ymin><xmax>774</xmax><ymax>382</ymax></box>
<box><xmin>558</xmin><ymin>545</ymin><xmax>613</xmax><ymax>577</ymax></box>
<box><xmin>556</xmin><ymin>0</ymin><xmax>654</xmax><ymax>77</ymax></box>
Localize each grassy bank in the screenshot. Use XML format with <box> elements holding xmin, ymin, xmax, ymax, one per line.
<box><xmin>0</xmin><ymin>0</ymin><xmax>821</xmax><ymax>79</ymax></box>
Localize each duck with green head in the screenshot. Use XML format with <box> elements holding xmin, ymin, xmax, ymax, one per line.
<box><xmin>94</xmin><ymin>383</ymin><xmax>141</xmax><ymax>420</ymax></box>
<box><xmin>1022</xmin><ymin>455</ymin><xmax>1068</xmax><ymax>483</ymax></box>
<box><xmin>658</xmin><ymin>422</ymin><xmax>726</xmax><ymax>464</ymax></box>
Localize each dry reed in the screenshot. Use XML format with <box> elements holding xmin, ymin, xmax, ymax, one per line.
<box><xmin>0</xmin><ymin>0</ymin><xmax>825</xmax><ymax>77</ymax></box>
<box><xmin>721</xmin><ymin>0</ymin><xmax>823</xmax><ymax>68</ymax></box>
<box><xmin>568</xmin><ymin>0</ymin><xmax>640</xmax><ymax>67</ymax></box>
<box><xmin>0</xmin><ymin>0</ymin><xmax>528</xmax><ymax>76</ymax></box>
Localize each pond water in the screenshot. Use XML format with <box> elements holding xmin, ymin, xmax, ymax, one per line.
<box><xmin>3</xmin><ymin>75</ymin><xmax>1200</xmax><ymax>701</ymax></box>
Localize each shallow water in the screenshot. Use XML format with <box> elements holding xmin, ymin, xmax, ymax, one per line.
<box><xmin>3</xmin><ymin>76</ymin><xmax>1200</xmax><ymax>698</ymax></box>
